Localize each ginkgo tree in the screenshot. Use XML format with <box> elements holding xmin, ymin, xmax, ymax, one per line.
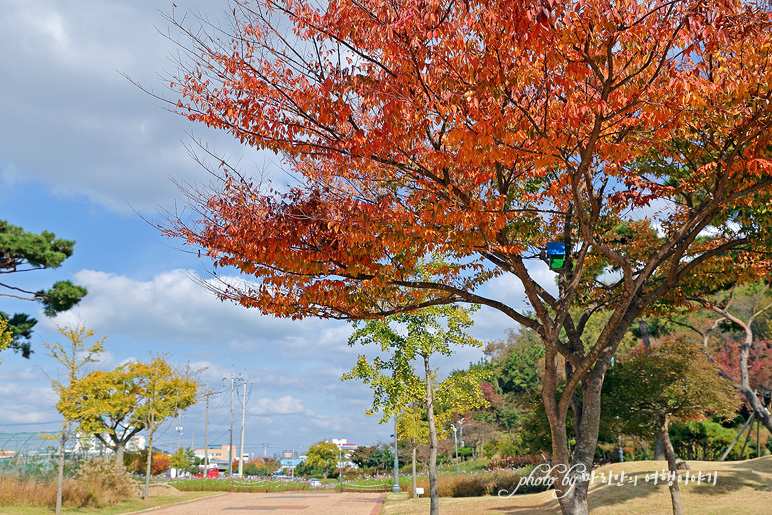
<box><xmin>47</xmin><ymin>327</ymin><xmax>105</xmax><ymax>515</ymax></box>
<box><xmin>0</xmin><ymin>317</ymin><xmax>12</xmax><ymax>360</ymax></box>
<box><xmin>304</xmin><ymin>441</ymin><xmax>339</xmax><ymax>478</ymax></box>
<box><xmin>343</xmin><ymin>305</ymin><xmax>487</xmax><ymax>514</ymax></box>
<box><xmin>134</xmin><ymin>356</ymin><xmax>200</xmax><ymax>500</ymax></box>
<box><xmin>161</xmin><ymin>1</ymin><xmax>772</xmax><ymax>513</ymax></box>
<box><xmin>60</xmin><ymin>367</ymin><xmax>146</xmax><ymax>467</ymax></box>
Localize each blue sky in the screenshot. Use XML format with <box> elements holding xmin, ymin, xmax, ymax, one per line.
<box><xmin>0</xmin><ymin>0</ymin><xmax>552</xmax><ymax>458</ymax></box>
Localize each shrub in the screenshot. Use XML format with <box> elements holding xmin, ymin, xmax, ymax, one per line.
<box><xmin>670</xmin><ymin>420</ymin><xmax>757</xmax><ymax>461</ymax></box>
<box><xmin>410</xmin><ymin>468</ymin><xmax>552</xmax><ymax>498</ymax></box>
<box><xmin>74</xmin><ymin>457</ymin><xmax>135</xmax><ymax>506</ymax></box>
<box><xmin>448</xmin><ymin>475</ymin><xmax>489</xmax><ymax>497</ymax></box>
<box><xmin>488</xmin><ymin>454</ymin><xmax>544</xmax><ymax>469</ymax></box>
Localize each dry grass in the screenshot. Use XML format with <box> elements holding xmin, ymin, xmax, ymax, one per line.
<box><xmin>0</xmin><ymin>491</ymin><xmax>222</xmax><ymax>515</ymax></box>
<box><xmin>382</xmin><ymin>456</ymin><xmax>772</xmax><ymax>514</ymax></box>
<box><xmin>0</xmin><ymin>459</ymin><xmax>135</xmax><ymax>509</ymax></box>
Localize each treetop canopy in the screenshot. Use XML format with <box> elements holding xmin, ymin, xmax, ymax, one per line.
<box><xmin>164</xmin><ymin>0</ymin><xmax>772</xmax><ymax>332</ymax></box>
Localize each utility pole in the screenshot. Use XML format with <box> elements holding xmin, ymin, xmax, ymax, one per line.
<box><xmin>238</xmin><ymin>378</ymin><xmax>247</xmax><ymax>476</ymax></box>
<box><xmin>202</xmin><ymin>389</ymin><xmax>216</xmax><ymax>472</ymax></box>
<box><xmin>228</xmin><ymin>373</ymin><xmax>235</xmax><ymax>476</ymax></box>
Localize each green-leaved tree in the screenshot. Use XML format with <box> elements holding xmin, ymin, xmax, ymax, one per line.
<box><xmin>603</xmin><ymin>337</ymin><xmax>739</xmax><ymax>515</ymax></box>
<box><xmin>0</xmin><ymin>220</ymin><xmax>87</xmax><ymax>357</ymax></box>
<box><xmin>343</xmin><ymin>305</ymin><xmax>488</xmax><ymax>515</ymax></box>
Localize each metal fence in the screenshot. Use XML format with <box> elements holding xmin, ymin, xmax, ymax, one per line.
<box><xmin>0</xmin><ymin>432</ymin><xmax>103</xmax><ymax>478</ymax></box>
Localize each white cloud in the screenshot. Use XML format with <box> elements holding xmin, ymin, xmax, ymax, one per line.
<box><xmin>0</xmin><ymin>384</ymin><xmax>58</xmax><ymax>426</ymax></box>
<box><xmin>43</xmin><ymin>269</ymin><xmax>345</xmax><ymax>349</ymax></box>
<box><xmin>0</xmin><ymin>0</ymin><xmax>272</xmax><ymax>214</ymax></box>
<box><xmin>250</xmin><ymin>396</ymin><xmax>308</xmax><ymax>416</ymax></box>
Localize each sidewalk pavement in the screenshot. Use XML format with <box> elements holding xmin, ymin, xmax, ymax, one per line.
<box><xmin>139</xmin><ymin>491</ymin><xmax>385</xmax><ymax>515</ymax></box>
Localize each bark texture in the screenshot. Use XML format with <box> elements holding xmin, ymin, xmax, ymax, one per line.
<box><xmin>660</xmin><ymin>416</ymin><xmax>684</xmax><ymax>515</ymax></box>
<box><xmin>423</xmin><ymin>354</ymin><xmax>439</xmax><ymax>515</ymax></box>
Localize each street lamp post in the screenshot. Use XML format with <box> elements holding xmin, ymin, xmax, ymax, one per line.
<box><xmin>338</xmin><ymin>447</ymin><xmax>344</xmax><ymax>488</ymax></box>
<box><xmin>392</xmin><ymin>415</ymin><xmax>400</xmax><ymax>493</ymax></box>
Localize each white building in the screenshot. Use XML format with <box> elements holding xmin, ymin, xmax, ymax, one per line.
<box><xmin>72</xmin><ymin>433</ymin><xmax>146</xmax><ymax>455</ymax></box>
<box><xmin>330</xmin><ymin>438</ymin><xmax>358</xmax><ymax>469</ymax></box>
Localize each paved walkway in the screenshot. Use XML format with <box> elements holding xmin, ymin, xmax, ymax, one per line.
<box><xmin>143</xmin><ymin>492</ymin><xmax>385</xmax><ymax>515</ymax></box>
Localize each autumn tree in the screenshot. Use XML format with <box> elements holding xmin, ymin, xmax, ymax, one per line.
<box><xmin>0</xmin><ymin>220</ymin><xmax>87</xmax><ymax>357</ymax></box>
<box><xmin>716</xmin><ymin>337</ymin><xmax>772</xmax><ymax>407</ymax></box>
<box><xmin>161</xmin><ymin>1</ymin><xmax>772</xmax><ymax>513</ymax></box>
<box><xmin>0</xmin><ymin>316</ymin><xmax>13</xmax><ymax>361</ymax></box>
<box><xmin>398</xmin><ymin>404</ymin><xmax>430</xmax><ymax>497</ymax></box>
<box><xmin>244</xmin><ymin>456</ymin><xmax>281</xmax><ymax>476</ymax></box>
<box><xmin>603</xmin><ymin>337</ymin><xmax>739</xmax><ymax>515</ymax></box>
<box><xmin>46</xmin><ymin>327</ymin><xmax>105</xmax><ymax>515</ymax></box>
<box><xmin>134</xmin><ymin>356</ymin><xmax>200</xmax><ymax>500</ymax></box>
<box><xmin>304</xmin><ymin>441</ymin><xmax>339</xmax><ymax>478</ymax></box>
<box><xmin>61</xmin><ymin>366</ymin><xmax>146</xmax><ymax>467</ymax></box>
<box><xmin>691</xmin><ymin>282</ymin><xmax>772</xmax><ymax>433</ymax></box>
<box><xmin>343</xmin><ymin>305</ymin><xmax>487</xmax><ymax>515</ymax></box>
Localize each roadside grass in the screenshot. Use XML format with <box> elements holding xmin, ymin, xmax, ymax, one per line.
<box><xmin>382</xmin><ymin>456</ymin><xmax>772</xmax><ymax>515</ymax></box>
<box><xmin>0</xmin><ymin>491</ymin><xmax>222</xmax><ymax>515</ymax></box>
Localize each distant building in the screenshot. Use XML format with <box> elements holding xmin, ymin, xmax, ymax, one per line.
<box><xmin>72</xmin><ymin>433</ymin><xmax>146</xmax><ymax>455</ymax></box>
<box><xmin>193</xmin><ymin>444</ymin><xmax>247</xmax><ymax>466</ymax></box>
<box><xmin>330</xmin><ymin>439</ymin><xmax>358</xmax><ymax>469</ymax></box>
<box><xmin>126</xmin><ymin>435</ymin><xmax>147</xmax><ymax>452</ymax></box>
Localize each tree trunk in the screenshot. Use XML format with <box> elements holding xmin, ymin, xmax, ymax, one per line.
<box><xmin>659</xmin><ymin>416</ymin><xmax>684</xmax><ymax>515</ymax></box>
<box><xmin>709</xmin><ymin>299</ymin><xmax>772</xmax><ymax>434</ymax></box>
<box><xmin>143</xmin><ymin>431</ymin><xmax>154</xmax><ymax>501</ymax></box>
<box><xmin>423</xmin><ymin>354</ymin><xmax>439</xmax><ymax>515</ymax></box>
<box><xmin>56</xmin><ymin>429</ymin><xmax>66</xmax><ymax>515</ymax></box>
<box><xmin>550</xmin><ymin>351</ymin><xmax>613</xmax><ymax>515</ymax></box>
<box><xmin>411</xmin><ymin>445</ymin><xmax>417</xmax><ymax>498</ymax></box>
<box><xmin>638</xmin><ymin>319</ymin><xmax>652</xmax><ymax>348</ymax></box>
<box><xmin>654</xmin><ymin>439</ymin><xmax>666</xmax><ymax>461</ymax></box>
<box><xmin>115</xmin><ymin>442</ymin><xmax>125</xmax><ymax>469</ymax></box>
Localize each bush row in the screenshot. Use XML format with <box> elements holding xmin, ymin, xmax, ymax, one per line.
<box><xmin>412</xmin><ymin>468</ymin><xmax>551</xmax><ymax>498</ymax></box>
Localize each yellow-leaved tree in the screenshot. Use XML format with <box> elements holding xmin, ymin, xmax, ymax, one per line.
<box><xmin>46</xmin><ymin>327</ymin><xmax>106</xmax><ymax>515</ymax></box>
<box><xmin>132</xmin><ymin>356</ymin><xmax>200</xmax><ymax>500</ymax></box>
<box><xmin>0</xmin><ymin>317</ymin><xmax>13</xmax><ymax>361</ymax></box>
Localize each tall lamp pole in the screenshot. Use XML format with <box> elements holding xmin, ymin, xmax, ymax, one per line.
<box><xmin>392</xmin><ymin>415</ymin><xmax>401</xmax><ymax>493</ymax></box>
<box><xmin>338</xmin><ymin>447</ymin><xmax>343</xmax><ymax>487</ymax></box>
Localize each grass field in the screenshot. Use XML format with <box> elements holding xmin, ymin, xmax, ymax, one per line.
<box><xmin>382</xmin><ymin>456</ymin><xmax>772</xmax><ymax>515</ymax></box>
<box><xmin>0</xmin><ymin>491</ymin><xmax>222</xmax><ymax>515</ymax></box>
